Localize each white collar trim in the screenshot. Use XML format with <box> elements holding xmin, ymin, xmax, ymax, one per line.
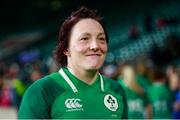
<box><xmin>59</xmin><ymin>68</ymin><xmax>105</xmax><ymax>93</ymax></box>
<box><xmin>59</xmin><ymin>69</ymin><xmax>78</xmax><ymax>93</ymax></box>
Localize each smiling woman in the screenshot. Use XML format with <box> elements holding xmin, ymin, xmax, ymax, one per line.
<box><xmin>65</xmin><ymin>18</ymin><xmax>108</xmax><ymax>82</ymax></box>
<box><xmin>18</xmin><ymin>6</ymin><xmax>128</xmax><ymax>119</ymax></box>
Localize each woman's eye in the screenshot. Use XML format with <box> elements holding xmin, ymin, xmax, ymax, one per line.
<box><xmin>80</xmin><ymin>37</ymin><xmax>89</xmax><ymax>41</ymax></box>
<box><xmin>99</xmin><ymin>37</ymin><xmax>106</xmax><ymax>41</ymax></box>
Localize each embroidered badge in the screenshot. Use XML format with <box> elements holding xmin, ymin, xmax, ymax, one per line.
<box><xmin>104</xmin><ymin>94</ymin><xmax>118</xmax><ymax>111</ymax></box>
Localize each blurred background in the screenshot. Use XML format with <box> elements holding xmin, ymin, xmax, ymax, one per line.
<box><xmin>0</xmin><ymin>0</ymin><xmax>180</xmax><ymax>119</ymax></box>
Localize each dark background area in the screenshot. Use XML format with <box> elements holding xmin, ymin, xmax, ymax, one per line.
<box><xmin>0</xmin><ymin>0</ymin><xmax>165</xmax><ymax>34</ymax></box>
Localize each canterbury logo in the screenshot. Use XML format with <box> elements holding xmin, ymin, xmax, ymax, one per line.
<box><xmin>65</xmin><ymin>98</ymin><xmax>83</xmax><ymax>109</ymax></box>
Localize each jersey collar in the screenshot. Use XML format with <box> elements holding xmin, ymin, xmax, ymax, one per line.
<box><xmin>59</xmin><ymin>68</ymin><xmax>105</xmax><ymax>93</ymax></box>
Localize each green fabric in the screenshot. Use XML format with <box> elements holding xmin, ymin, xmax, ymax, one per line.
<box><xmin>147</xmin><ymin>83</ymin><xmax>173</xmax><ymax>119</ymax></box>
<box><xmin>118</xmin><ymin>79</ymin><xmax>147</xmax><ymax>119</ymax></box>
<box><xmin>136</xmin><ymin>74</ymin><xmax>151</xmax><ymax>92</ymax></box>
<box><xmin>18</xmin><ymin>67</ymin><xmax>127</xmax><ymax>119</ymax></box>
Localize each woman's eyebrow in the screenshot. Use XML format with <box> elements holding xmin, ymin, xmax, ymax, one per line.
<box><xmin>98</xmin><ymin>33</ymin><xmax>105</xmax><ymax>36</ymax></box>
<box><xmin>81</xmin><ymin>32</ymin><xmax>91</xmax><ymax>36</ymax></box>
<box><xmin>80</xmin><ymin>32</ymin><xmax>105</xmax><ymax>37</ymax></box>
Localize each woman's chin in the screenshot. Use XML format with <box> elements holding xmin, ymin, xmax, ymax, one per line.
<box><xmin>85</xmin><ymin>64</ymin><xmax>101</xmax><ymax>71</ymax></box>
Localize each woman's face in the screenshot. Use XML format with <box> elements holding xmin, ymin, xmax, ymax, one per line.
<box><xmin>65</xmin><ymin>18</ymin><xmax>108</xmax><ymax>71</ymax></box>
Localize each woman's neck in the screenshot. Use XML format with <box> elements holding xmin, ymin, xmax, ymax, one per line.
<box><xmin>67</xmin><ymin>66</ymin><xmax>99</xmax><ymax>85</ymax></box>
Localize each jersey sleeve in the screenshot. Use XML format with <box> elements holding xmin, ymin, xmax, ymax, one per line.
<box><xmin>18</xmin><ymin>80</ymin><xmax>50</xmax><ymax>119</ymax></box>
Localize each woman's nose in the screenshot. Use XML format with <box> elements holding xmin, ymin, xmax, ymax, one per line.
<box><xmin>89</xmin><ymin>40</ymin><xmax>99</xmax><ymax>51</ymax></box>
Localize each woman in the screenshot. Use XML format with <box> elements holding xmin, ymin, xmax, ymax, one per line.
<box><xmin>118</xmin><ymin>63</ymin><xmax>147</xmax><ymax>119</ymax></box>
<box><xmin>147</xmin><ymin>68</ymin><xmax>173</xmax><ymax>119</ymax></box>
<box><xmin>18</xmin><ymin>6</ymin><xmax>127</xmax><ymax>119</ymax></box>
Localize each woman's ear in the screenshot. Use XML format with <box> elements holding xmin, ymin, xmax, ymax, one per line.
<box><xmin>64</xmin><ymin>49</ymin><xmax>70</xmax><ymax>56</ymax></box>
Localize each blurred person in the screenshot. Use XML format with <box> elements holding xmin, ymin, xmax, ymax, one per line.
<box><xmin>166</xmin><ymin>65</ymin><xmax>180</xmax><ymax>119</ymax></box>
<box><xmin>7</xmin><ymin>63</ymin><xmax>26</xmax><ymax>109</ymax></box>
<box><xmin>166</xmin><ymin>65</ymin><xmax>179</xmax><ymax>94</ymax></box>
<box><xmin>118</xmin><ymin>64</ymin><xmax>148</xmax><ymax>119</ymax></box>
<box><xmin>0</xmin><ymin>85</ymin><xmax>12</xmax><ymax>107</ymax></box>
<box><xmin>30</xmin><ymin>70</ymin><xmax>42</xmax><ymax>82</ymax></box>
<box><xmin>116</xmin><ymin>62</ymin><xmax>130</xmax><ymax>81</ymax></box>
<box><xmin>26</xmin><ymin>70</ymin><xmax>42</xmax><ymax>86</ymax></box>
<box><xmin>173</xmin><ymin>82</ymin><xmax>180</xmax><ymax>119</ymax></box>
<box><xmin>128</xmin><ymin>22</ymin><xmax>140</xmax><ymax>40</ymax></box>
<box><xmin>147</xmin><ymin>68</ymin><xmax>173</xmax><ymax>119</ymax></box>
<box><xmin>18</xmin><ymin>6</ymin><xmax>128</xmax><ymax>119</ymax></box>
<box><xmin>136</xmin><ymin>62</ymin><xmax>152</xmax><ymax>92</ymax></box>
<box><xmin>0</xmin><ymin>61</ymin><xmax>12</xmax><ymax>107</ymax></box>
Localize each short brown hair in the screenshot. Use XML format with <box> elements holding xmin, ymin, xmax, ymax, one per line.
<box><xmin>54</xmin><ymin>6</ymin><xmax>108</xmax><ymax>67</ymax></box>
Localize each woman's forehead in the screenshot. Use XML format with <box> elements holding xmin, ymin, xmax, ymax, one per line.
<box><xmin>71</xmin><ymin>18</ymin><xmax>105</xmax><ymax>34</ymax></box>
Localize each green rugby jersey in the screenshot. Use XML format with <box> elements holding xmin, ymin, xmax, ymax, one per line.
<box><xmin>18</xmin><ymin>67</ymin><xmax>128</xmax><ymax>119</ymax></box>
<box><xmin>147</xmin><ymin>83</ymin><xmax>173</xmax><ymax>119</ymax></box>
<box><xmin>136</xmin><ymin>74</ymin><xmax>151</xmax><ymax>92</ymax></box>
<box><xmin>118</xmin><ymin>80</ymin><xmax>147</xmax><ymax>119</ymax></box>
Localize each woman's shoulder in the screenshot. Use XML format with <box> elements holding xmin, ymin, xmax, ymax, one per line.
<box><xmin>102</xmin><ymin>75</ymin><xmax>125</xmax><ymax>95</ymax></box>
<box><xmin>29</xmin><ymin>73</ymin><xmax>54</xmax><ymax>88</ymax></box>
<box><xmin>26</xmin><ymin>72</ymin><xmax>64</xmax><ymax>94</ymax></box>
